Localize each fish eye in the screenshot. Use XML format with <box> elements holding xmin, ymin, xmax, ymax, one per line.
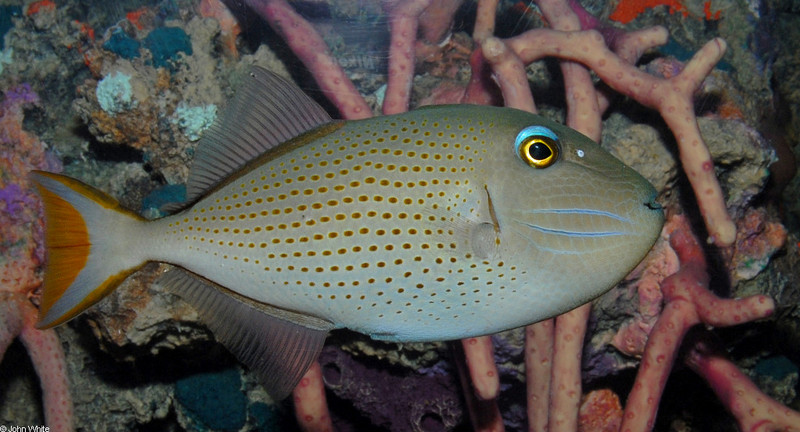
<box><xmin>514</xmin><ymin>126</ymin><xmax>560</xmax><ymax>169</ymax></box>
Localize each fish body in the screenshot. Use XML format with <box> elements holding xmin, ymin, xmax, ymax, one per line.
<box><xmin>139</xmin><ymin>106</ymin><xmax>659</xmax><ymax>341</ymax></box>
<box><xmin>32</xmin><ymin>67</ymin><xmax>663</xmax><ymax>398</ymax></box>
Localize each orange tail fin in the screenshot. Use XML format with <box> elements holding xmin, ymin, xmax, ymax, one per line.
<box><xmin>31</xmin><ymin>171</ymin><xmax>147</xmax><ymax>328</ymax></box>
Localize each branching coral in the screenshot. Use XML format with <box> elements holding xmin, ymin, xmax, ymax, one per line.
<box><xmin>621</xmin><ymin>214</ymin><xmax>776</xmax><ymax>431</ymax></box>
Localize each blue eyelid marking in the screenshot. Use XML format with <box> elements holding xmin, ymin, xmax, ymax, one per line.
<box><xmin>514</xmin><ymin>126</ymin><xmax>559</xmax><ymax>153</ymax></box>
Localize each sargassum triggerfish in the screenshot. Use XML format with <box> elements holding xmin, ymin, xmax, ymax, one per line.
<box><xmin>31</xmin><ymin>66</ymin><xmax>664</xmax><ymax>399</ymax></box>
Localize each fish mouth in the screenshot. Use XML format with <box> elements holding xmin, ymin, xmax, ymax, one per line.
<box><xmin>644</xmin><ymin>197</ymin><xmax>663</xmax><ymax>211</ymax></box>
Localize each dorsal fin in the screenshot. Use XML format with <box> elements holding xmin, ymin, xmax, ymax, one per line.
<box><xmin>182</xmin><ymin>66</ymin><xmax>332</xmax><ymax>205</ymax></box>
<box><xmin>156</xmin><ymin>268</ymin><xmax>334</xmax><ymax>400</ymax></box>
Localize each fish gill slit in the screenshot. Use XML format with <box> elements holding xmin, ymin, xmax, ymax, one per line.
<box><xmin>484</xmin><ymin>185</ymin><xmax>501</xmax><ymax>239</ymax></box>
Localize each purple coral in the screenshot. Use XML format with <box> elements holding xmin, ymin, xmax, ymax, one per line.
<box><xmin>0</xmin><ymin>83</ymin><xmax>72</xmax><ymax>431</ymax></box>
<box><xmin>318</xmin><ymin>345</ymin><xmax>463</xmax><ymax>431</ymax></box>
<box><xmin>0</xmin><ymin>184</ymin><xmax>36</xmax><ymax>222</ymax></box>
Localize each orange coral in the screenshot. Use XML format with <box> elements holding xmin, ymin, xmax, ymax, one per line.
<box><xmin>609</xmin><ymin>0</ymin><xmax>723</xmax><ymax>23</ymax></box>
<box><xmin>88</xmin><ymin>109</ymin><xmax>155</xmax><ymax>150</ymax></box>
<box><xmin>126</xmin><ymin>7</ymin><xmax>151</xmax><ymax>31</ymax></box>
<box><xmin>578</xmin><ymin>389</ymin><xmax>623</xmax><ymax>432</ymax></box>
<box><xmin>25</xmin><ymin>0</ymin><xmax>55</xmax><ymax>16</ymax></box>
<box><xmin>199</xmin><ymin>0</ymin><xmax>241</xmax><ymax>58</ymax></box>
<box><xmin>609</xmin><ymin>0</ymin><xmax>688</xmax><ymax>24</ymax></box>
<box><xmin>726</xmin><ymin>207</ymin><xmax>788</xmax><ymax>283</ymax></box>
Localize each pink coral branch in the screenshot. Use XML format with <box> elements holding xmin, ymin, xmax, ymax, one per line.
<box><xmin>537</xmin><ymin>0</ymin><xmax>601</xmax><ymax>140</ymax></box>
<box><xmin>455</xmin><ymin>340</ymin><xmax>506</xmax><ymax>432</ymax></box>
<box><xmin>448</xmin><ymin>29</ymin><xmax>508</xmax><ymax>419</ymax></box>
<box><xmin>382</xmin><ymin>0</ymin><xmax>433</xmax><ymax>115</ymax></box>
<box><xmin>0</xmin><ymin>283</ymin><xmax>72</xmax><ymax>432</ymax></box>
<box><xmin>480</xmin><ymin>37</ymin><xmax>536</xmax><ymax>112</ymax></box>
<box><xmin>462</xmin><ymin>48</ymin><xmax>501</xmax><ymax>106</ymax></box>
<box><xmin>526</xmin><ymin>320</ymin><xmax>553</xmax><ymax>432</ymax></box>
<box><xmin>243</xmin><ymin>0</ymin><xmax>371</xmax><ymax>120</ymax></box>
<box><xmin>685</xmin><ymin>335</ymin><xmax>800</xmax><ymax>432</ymax></box>
<box><xmin>478</xmin><ymin>35</ymin><xmax>567</xmax><ymax>432</ymax></box>
<box><xmin>458</xmin><ymin>336</ymin><xmax>505</xmax><ymax>431</ymax></box>
<box><xmin>611</xmin><ymin>240</ymin><xmax>678</xmax><ymax>358</ymax></box>
<box><xmin>549</xmin><ymin>0</ymin><xmax>671</xmax><ymax>115</ymax></box>
<box><xmin>20</xmin><ymin>300</ymin><xmax>73</xmax><ymax>432</ymax></box>
<box><xmin>461</xmin><ymin>336</ymin><xmax>500</xmax><ymax>400</ymax></box>
<box><xmin>460</xmin><ymin>0</ymin><xmax>504</xmax><ymax>106</ymax></box>
<box><xmin>507</xmin><ymin>29</ymin><xmax>735</xmax><ymax>246</ymax></box>
<box><xmin>419</xmin><ymin>0</ymin><xmax>464</xmax><ymax>45</ymax></box>
<box><xmin>382</xmin><ymin>0</ymin><xmax>463</xmax><ymax>114</ymax></box>
<box><xmin>596</xmin><ymin>25</ymin><xmax>670</xmax><ymax>113</ymax></box>
<box><xmin>293</xmin><ymin>362</ymin><xmax>333</xmax><ymax>432</ymax></box>
<box><xmin>0</xmin><ymin>292</ymin><xmax>25</xmax><ymax>363</ymax></box>
<box><xmin>566</xmin><ymin>0</ymin><xmax>669</xmax><ymax>64</ymax></box>
<box><xmin>620</xmin><ymin>215</ymin><xmax>775</xmax><ymax>432</ymax></box>
<box><xmin>549</xmin><ymin>305</ymin><xmax>591</xmax><ymax>432</ymax></box>
<box><xmin>612</xmin><ymin>26</ymin><xmax>669</xmax><ymax>65</ymax></box>
<box><xmin>473</xmin><ymin>0</ymin><xmax>499</xmax><ymax>43</ymax></box>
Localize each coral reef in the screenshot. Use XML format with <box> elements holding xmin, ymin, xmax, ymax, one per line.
<box><xmin>0</xmin><ymin>83</ymin><xmax>70</xmax><ymax>431</ymax></box>
<box><xmin>95</xmin><ymin>71</ymin><xmax>137</xmax><ymax>114</ymax></box>
<box><xmin>0</xmin><ymin>0</ymin><xmax>798</xmax><ymax>431</ymax></box>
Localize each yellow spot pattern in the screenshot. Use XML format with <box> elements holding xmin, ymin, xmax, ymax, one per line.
<box><xmin>154</xmin><ymin>109</ymin><xmax>523</xmax><ymax>339</ymax></box>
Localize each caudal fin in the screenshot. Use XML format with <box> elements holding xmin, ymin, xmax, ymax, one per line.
<box><xmin>31</xmin><ymin>171</ymin><xmax>148</xmax><ymax>328</ymax></box>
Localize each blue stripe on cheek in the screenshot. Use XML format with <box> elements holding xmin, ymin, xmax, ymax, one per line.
<box><xmin>523</xmin><ymin>208</ymin><xmax>631</xmax><ymax>223</ymax></box>
<box><xmin>516</xmin><ymin>221</ymin><xmax>626</xmax><ymax>238</ymax></box>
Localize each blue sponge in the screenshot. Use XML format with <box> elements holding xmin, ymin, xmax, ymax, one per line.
<box><xmin>143</xmin><ymin>27</ymin><xmax>192</xmax><ymax>68</ymax></box>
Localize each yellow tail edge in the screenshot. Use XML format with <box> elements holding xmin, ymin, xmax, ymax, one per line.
<box><xmin>30</xmin><ymin>171</ymin><xmax>146</xmax><ymax>329</ymax></box>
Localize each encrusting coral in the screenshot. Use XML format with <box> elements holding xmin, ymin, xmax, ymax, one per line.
<box><xmin>0</xmin><ymin>84</ymin><xmax>71</xmax><ymax>431</ymax></box>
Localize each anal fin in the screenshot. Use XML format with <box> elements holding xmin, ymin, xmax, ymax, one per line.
<box><xmin>156</xmin><ymin>268</ymin><xmax>333</xmax><ymax>400</ymax></box>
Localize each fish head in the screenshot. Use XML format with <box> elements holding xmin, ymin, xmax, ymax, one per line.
<box><xmin>478</xmin><ymin>107</ymin><xmax>664</xmax><ymax>310</ymax></box>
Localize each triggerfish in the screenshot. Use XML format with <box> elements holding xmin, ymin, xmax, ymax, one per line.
<box><xmin>32</xmin><ymin>66</ymin><xmax>663</xmax><ymax>399</ymax></box>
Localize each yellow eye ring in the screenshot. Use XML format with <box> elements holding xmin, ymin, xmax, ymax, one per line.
<box><xmin>515</xmin><ymin>125</ymin><xmax>560</xmax><ymax>169</ymax></box>
<box><xmin>518</xmin><ymin>137</ymin><xmax>558</xmax><ymax>168</ymax></box>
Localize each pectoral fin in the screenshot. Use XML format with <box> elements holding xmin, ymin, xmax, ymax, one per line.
<box><xmin>470</xmin><ymin>222</ymin><xmax>500</xmax><ymax>259</ymax></box>
<box><xmin>469</xmin><ymin>185</ymin><xmax>502</xmax><ymax>259</ymax></box>
<box><xmin>157</xmin><ymin>268</ymin><xmax>333</xmax><ymax>400</ymax></box>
